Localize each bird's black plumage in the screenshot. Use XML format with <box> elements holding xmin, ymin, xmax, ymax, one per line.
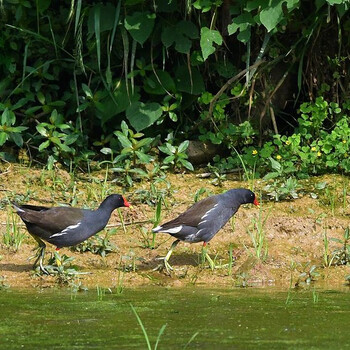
<box><xmin>11</xmin><ymin>194</ymin><xmax>131</xmax><ymax>273</ymax></box>
<box><xmin>153</xmin><ymin>188</ymin><xmax>258</xmax><ymax>243</ymax></box>
<box><xmin>152</xmin><ymin>188</ymin><xmax>258</xmax><ymax>272</ymax></box>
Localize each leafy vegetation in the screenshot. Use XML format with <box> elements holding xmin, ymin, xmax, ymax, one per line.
<box><xmin>1</xmin><ymin>0</ymin><xmax>349</xmax><ymax>184</ymax></box>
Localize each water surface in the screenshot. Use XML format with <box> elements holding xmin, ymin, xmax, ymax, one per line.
<box><xmin>1</xmin><ymin>287</ymin><xmax>350</xmax><ymax>349</ymax></box>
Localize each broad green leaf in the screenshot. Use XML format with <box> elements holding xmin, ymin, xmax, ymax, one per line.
<box><xmin>114</xmin><ymin>131</ymin><xmax>132</xmax><ymax>148</ymax></box>
<box><xmin>180</xmin><ymin>159</ymin><xmax>194</xmax><ymax>171</ymax></box>
<box><xmin>87</xmin><ymin>3</ymin><xmax>120</xmax><ymax>35</ymax></box>
<box><xmin>36</xmin><ymin>125</ymin><xmax>48</xmax><ymax>137</ymax></box>
<box><xmin>38</xmin><ymin>140</ymin><xmax>50</xmax><ymax>151</ymax></box>
<box><xmin>269</xmin><ymin>157</ymin><xmax>282</xmax><ymax>171</ymax></box>
<box><xmin>50</xmin><ymin>136</ymin><xmax>61</xmax><ymax>146</ymax></box>
<box><xmin>135</xmin><ymin>137</ymin><xmax>153</xmax><ymax>149</ymax></box>
<box><xmin>48</xmin><ymin>100</ymin><xmax>66</xmax><ymax>107</ymax></box>
<box><xmin>200</xmin><ymin>27</ymin><xmax>222</xmax><ymax>61</ymax></box>
<box><xmin>82</xmin><ymin>83</ymin><xmax>93</xmax><ymax>98</ymax></box>
<box><xmin>2</xmin><ymin>108</ymin><xmax>16</xmax><ymax>125</ymax></box>
<box><xmin>37</xmin><ymin>91</ymin><xmax>45</xmax><ymax>105</ymax></box>
<box><xmin>11</xmin><ymin>132</ymin><xmax>23</xmax><ymax>147</ymax></box>
<box><xmin>175</xmin><ymin>65</ymin><xmax>205</xmax><ymax>95</ymax></box>
<box><xmin>65</xmin><ymin>133</ymin><xmax>79</xmax><ymax>145</ymax></box>
<box><xmin>11</xmin><ymin>126</ymin><xmax>28</xmax><ymax>132</ymax></box>
<box><xmin>166</xmin><ymin>143</ymin><xmax>176</xmax><ymax>153</ymax></box>
<box><xmin>158</xmin><ymin>144</ymin><xmax>173</xmax><ymax>156</ymax></box>
<box><xmin>263</xmin><ymin>172</ymin><xmax>280</xmax><ymax>180</ymax></box>
<box><xmin>161</xmin><ymin>20</ymin><xmax>198</xmax><ymax>53</ymax></box>
<box><xmin>25</xmin><ymin>106</ymin><xmax>42</xmax><ymax>115</ymax></box>
<box><xmin>260</xmin><ymin>0</ymin><xmax>285</xmax><ymax>32</ymax></box>
<box><xmin>100</xmin><ymin>147</ymin><xmax>112</xmax><ymax>155</ymax></box>
<box><xmin>124</xmin><ymin>12</ymin><xmax>156</xmax><ymax>45</ymax></box>
<box><xmin>178</xmin><ymin>140</ymin><xmax>189</xmax><ymax>153</ymax></box>
<box><xmin>121</xmin><ymin>120</ymin><xmax>129</xmax><ymax>135</ymax></box>
<box><xmin>126</xmin><ymin>101</ymin><xmax>162</xmax><ymax>132</ymax></box>
<box><xmin>0</xmin><ymin>132</ymin><xmax>7</xmax><ymax>146</ymax></box>
<box><xmin>163</xmin><ymin>155</ymin><xmax>175</xmax><ymax>164</ymax></box>
<box><xmin>327</xmin><ymin>0</ymin><xmax>344</xmax><ymax>4</ymax></box>
<box><xmin>135</xmin><ymin>150</ymin><xmax>153</xmax><ymax>163</ymax></box>
<box><xmin>228</xmin><ymin>13</ymin><xmax>253</xmax><ymax>43</ymax></box>
<box><xmin>143</xmin><ymin>70</ymin><xmax>176</xmax><ymax>95</ymax></box>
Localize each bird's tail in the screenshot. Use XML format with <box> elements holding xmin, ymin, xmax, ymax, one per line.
<box><xmin>152</xmin><ymin>225</ymin><xmax>163</xmax><ymax>233</ymax></box>
<box><xmin>10</xmin><ymin>201</ymin><xmax>23</xmax><ymax>213</ymax></box>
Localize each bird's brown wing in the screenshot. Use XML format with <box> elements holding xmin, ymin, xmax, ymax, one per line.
<box><xmin>17</xmin><ymin>206</ymin><xmax>83</xmax><ymax>234</ymax></box>
<box><xmin>159</xmin><ymin>196</ymin><xmax>219</xmax><ymax>229</ymax></box>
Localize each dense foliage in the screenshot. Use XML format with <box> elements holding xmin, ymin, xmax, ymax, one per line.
<box><xmin>1</xmin><ymin>0</ymin><xmax>350</xmax><ymax>179</ymax></box>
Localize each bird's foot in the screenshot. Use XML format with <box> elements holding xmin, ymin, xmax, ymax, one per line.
<box><xmin>153</xmin><ymin>257</ymin><xmax>174</xmax><ymax>275</ymax></box>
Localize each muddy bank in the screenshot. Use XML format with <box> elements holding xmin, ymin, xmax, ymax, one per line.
<box><xmin>1</xmin><ymin>163</ymin><xmax>350</xmax><ymax>290</ymax></box>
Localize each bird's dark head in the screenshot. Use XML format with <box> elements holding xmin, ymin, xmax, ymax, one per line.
<box><xmin>101</xmin><ymin>194</ymin><xmax>131</xmax><ymax>210</ymax></box>
<box><xmin>225</xmin><ymin>188</ymin><xmax>259</xmax><ymax>206</ymax></box>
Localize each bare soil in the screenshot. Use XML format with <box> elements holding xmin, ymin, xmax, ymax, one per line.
<box><xmin>1</xmin><ymin>161</ymin><xmax>350</xmax><ymax>290</ymax></box>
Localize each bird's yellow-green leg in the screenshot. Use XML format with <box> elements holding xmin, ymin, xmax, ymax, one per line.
<box><xmin>30</xmin><ymin>235</ymin><xmax>49</xmax><ymax>275</ymax></box>
<box><xmin>201</xmin><ymin>242</ymin><xmax>215</xmax><ymax>271</ymax></box>
<box><xmin>154</xmin><ymin>239</ymin><xmax>180</xmax><ymax>274</ymax></box>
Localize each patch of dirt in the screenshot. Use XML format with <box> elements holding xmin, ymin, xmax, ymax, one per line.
<box><xmin>1</xmin><ymin>162</ymin><xmax>350</xmax><ymax>290</ymax></box>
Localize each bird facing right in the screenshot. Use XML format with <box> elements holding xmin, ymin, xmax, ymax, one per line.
<box><xmin>152</xmin><ymin>188</ymin><xmax>259</xmax><ymax>273</ymax></box>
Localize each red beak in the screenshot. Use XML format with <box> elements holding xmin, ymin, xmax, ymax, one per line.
<box><xmin>253</xmin><ymin>197</ymin><xmax>259</xmax><ymax>206</ymax></box>
<box><xmin>123</xmin><ymin>197</ymin><xmax>132</xmax><ymax>208</ymax></box>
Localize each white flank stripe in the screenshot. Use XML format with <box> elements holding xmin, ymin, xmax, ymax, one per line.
<box><xmin>159</xmin><ymin>225</ymin><xmax>183</xmax><ymax>234</ymax></box>
<box><xmin>152</xmin><ymin>225</ymin><xmax>163</xmax><ymax>232</ymax></box>
<box><xmin>201</xmin><ymin>203</ymin><xmax>218</xmax><ymax>220</ymax></box>
<box><xmin>50</xmin><ymin>222</ymin><xmax>81</xmax><ymax>238</ymax></box>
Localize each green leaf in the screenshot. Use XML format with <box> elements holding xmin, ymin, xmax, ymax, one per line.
<box><xmin>259</xmin><ymin>0</ymin><xmax>285</xmax><ymax>33</ymax></box>
<box><xmin>37</xmin><ymin>91</ymin><xmax>45</xmax><ymax>105</ymax></box>
<box><xmin>269</xmin><ymin>157</ymin><xmax>282</xmax><ymax>171</ymax></box>
<box><xmin>126</xmin><ymin>102</ymin><xmax>162</xmax><ymax>132</ymax></box>
<box><xmin>158</xmin><ymin>144</ymin><xmax>173</xmax><ymax>156</ymax></box>
<box><xmin>143</xmin><ymin>70</ymin><xmax>176</xmax><ymax>95</ymax></box>
<box><xmin>175</xmin><ymin>65</ymin><xmax>205</xmax><ymax>95</ymax></box>
<box><xmin>38</xmin><ymin>140</ymin><xmax>50</xmax><ymax>151</ymax></box>
<box><xmin>114</xmin><ymin>131</ymin><xmax>132</xmax><ymax>148</ymax></box>
<box><xmin>227</xmin><ymin>13</ymin><xmax>253</xmax><ymax>43</ymax></box>
<box><xmin>163</xmin><ymin>155</ymin><xmax>175</xmax><ymax>164</ymax></box>
<box><xmin>180</xmin><ymin>159</ymin><xmax>194</xmax><ymax>171</ymax></box>
<box><xmin>124</xmin><ymin>12</ymin><xmax>156</xmax><ymax>45</ymax></box>
<box><xmin>166</xmin><ymin>143</ymin><xmax>176</xmax><ymax>154</ymax></box>
<box><xmin>200</xmin><ymin>27</ymin><xmax>222</xmax><ymax>61</ymax></box>
<box><xmin>2</xmin><ymin>108</ymin><xmax>15</xmax><ymax>126</ymax></box>
<box><xmin>0</xmin><ymin>132</ymin><xmax>7</xmax><ymax>146</ymax></box>
<box><xmin>82</xmin><ymin>83</ymin><xmax>93</xmax><ymax>98</ymax></box>
<box><xmin>11</xmin><ymin>132</ymin><xmax>24</xmax><ymax>147</ymax></box>
<box><xmin>178</xmin><ymin>140</ymin><xmax>189</xmax><ymax>153</ymax></box>
<box><xmin>161</xmin><ymin>20</ymin><xmax>198</xmax><ymax>54</ymax></box>
<box><xmin>36</xmin><ymin>125</ymin><xmax>48</xmax><ymax>137</ymax></box>
<box><xmin>135</xmin><ymin>150</ymin><xmax>153</xmax><ymax>163</ymax></box>
<box><xmin>263</xmin><ymin>172</ymin><xmax>280</xmax><ymax>180</ymax></box>
<box><xmin>327</xmin><ymin>0</ymin><xmax>344</xmax><ymax>4</ymax></box>
<box><xmin>135</xmin><ymin>137</ymin><xmax>153</xmax><ymax>149</ymax></box>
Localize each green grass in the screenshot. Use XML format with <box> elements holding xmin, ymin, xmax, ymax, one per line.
<box><xmin>3</xmin><ymin>208</ymin><xmax>26</xmax><ymax>251</ymax></box>
<box><xmin>247</xmin><ymin>202</ymin><xmax>270</xmax><ymax>261</ymax></box>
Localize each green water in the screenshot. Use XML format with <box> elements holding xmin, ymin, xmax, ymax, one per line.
<box><xmin>1</xmin><ymin>287</ymin><xmax>350</xmax><ymax>349</ymax></box>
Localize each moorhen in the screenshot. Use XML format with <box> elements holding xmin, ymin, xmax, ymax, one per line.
<box><xmin>152</xmin><ymin>188</ymin><xmax>259</xmax><ymax>272</ymax></box>
<box><xmin>12</xmin><ymin>194</ymin><xmax>131</xmax><ymax>274</ymax></box>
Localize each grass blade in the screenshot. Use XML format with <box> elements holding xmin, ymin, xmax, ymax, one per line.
<box><xmin>130</xmin><ymin>304</ymin><xmax>152</xmax><ymax>350</ymax></box>
<box><xmin>94</xmin><ymin>5</ymin><xmax>101</xmax><ymax>72</ymax></box>
<box><xmin>154</xmin><ymin>324</ymin><xmax>167</xmax><ymax>350</ymax></box>
<box><xmin>184</xmin><ymin>331</ymin><xmax>199</xmax><ymax>349</ymax></box>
